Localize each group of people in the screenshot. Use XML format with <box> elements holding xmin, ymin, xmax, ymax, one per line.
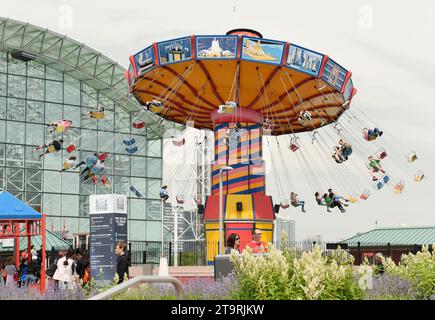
<box><xmin>332</xmin><ymin>139</ymin><xmax>353</xmax><ymax>163</ymax></box>
<box><xmin>46</xmin><ymin>248</ymin><xmax>90</xmax><ymax>290</ymax></box>
<box><xmin>1</xmin><ymin>246</ymin><xmax>42</xmax><ymax>287</ymax></box>
<box><xmin>315</xmin><ymin>189</ymin><xmax>350</xmax><ymax>213</ymax></box>
<box><xmin>224</xmin><ymin>228</ymin><xmax>268</xmax><ymax>254</ymax></box>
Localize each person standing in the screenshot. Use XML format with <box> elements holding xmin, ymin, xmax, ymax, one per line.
<box><xmin>4</xmin><ymin>257</ymin><xmax>17</xmax><ymax>287</ymax></box>
<box><xmin>53</xmin><ymin>248</ymin><xmax>74</xmax><ymax>289</ymax></box>
<box><xmin>246</xmin><ymin>228</ymin><xmax>268</xmax><ymax>254</ymax></box>
<box><xmin>115</xmin><ymin>241</ymin><xmax>129</xmax><ymax>284</ymax></box>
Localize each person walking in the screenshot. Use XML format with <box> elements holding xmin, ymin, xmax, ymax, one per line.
<box><xmin>53</xmin><ymin>248</ymin><xmax>75</xmax><ymax>289</ymax></box>
<box><xmin>4</xmin><ymin>257</ymin><xmax>17</xmax><ymax>287</ymax></box>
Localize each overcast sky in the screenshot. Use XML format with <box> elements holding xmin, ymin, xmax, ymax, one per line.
<box><xmin>3</xmin><ymin>0</ymin><xmax>434</xmax><ymax>241</ymax></box>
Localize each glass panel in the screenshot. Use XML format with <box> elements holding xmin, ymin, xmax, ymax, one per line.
<box><xmin>0</xmin><ymin>52</ymin><xmax>7</xmax><ymax>73</ymax></box>
<box><xmin>146</xmin><ymin>200</ymin><xmax>161</xmax><ymax>220</ymax></box>
<box><xmin>0</xmin><ymin>143</ymin><xmax>5</xmax><ymax>166</ymax></box>
<box><xmin>45</xmin><ymin>103</ymin><xmax>62</xmax><ymax>122</ymax></box>
<box><xmin>43</xmin><ymin>150</ymin><xmax>61</xmax><ymax>170</ymax></box>
<box><xmin>26</xmin><ymin>100</ymin><xmax>44</xmax><ymax>123</ymax></box>
<box><xmin>78</xmin><ymin>218</ymin><xmax>90</xmax><ymax>233</ymax></box>
<box><xmin>147</xmin><ymin>179</ymin><xmax>161</xmax><ymax>199</ymax></box>
<box><xmin>147</xmin><ymin>158</ymin><xmax>162</xmax><ymax>178</ymax></box>
<box><xmin>114</xmin><ymin>106</ymin><xmax>130</xmax><ymax>133</ymax></box>
<box><xmin>80</xmin><ymin>129</ymin><xmax>97</xmax><ymax>151</ymax></box>
<box><xmin>132</xmin><ymin>134</ymin><xmax>146</xmax><ymax>156</ymax></box>
<box><xmin>25</xmin><ymin>146</ymin><xmax>42</xmax><ymax>169</ymax></box>
<box><xmin>131</xmin><ymin>177</ymin><xmax>146</xmax><ymax>196</ymax></box>
<box><xmin>43</xmin><ymin>193</ymin><xmax>62</xmax><ymax>216</ymax></box>
<box><xmin>0</xmin><ymin>167</ymin><xmax>4</xmax><ymax>189</ymax></box>
<box><xmin>97</xmin><ymin>131</ymin><xmax>114</xmax><ymax>152</ymax></box>
<box><xmin>62</xmin><ymin>195</ymin><xmax>79</xmax><ymax>217</ymax></box>
<box><xmin>6</xmin><ymin>144</ymin><xmax>24</xmax><ymax>167</ymax></box>
<box><xmin>0</xmin><ymin>73</ymin><xmax>6</xmax><ymax>96</ymax></box>
<box><xmin>62</xmin><ymin>217</ymin><xmax>78</xmax><ymax>239</ymax></box>
<box><xmin>47</xmin><ymin>217</ymin><xmax>61</xmax><ymax>234</ymax></box>
<box><xmin>7</xmin><ymin>98</ymin><xmax>25</xmax><ymax>121</ymax></box>
<box><xmin>147</xmin><ymin>139</ymin><xmax>162</xmax><ymax>157</ymax></box>
<box><xmin>7</xmin><ymin>75</ymin><xmax>26</xmax><ymax>98</ymax></box>
<box><xmin>0</xmin><ymin>120</ymin><xmax>5</xmax><ymax>142</ymax></box>
<box><xmin>130</xmin><ymin>198</ymin><xmax>146</xmax><ymax>219</ymax></box>
<box><xmin>25</xmin><ymin>123</ymin><xmax>45</xmax><ymax>146</ymax></box>
<box><xmin>113</xmin><ymin>175</ymin><xmax>130</xmax><ymax>195</ymax></box>
<box><xmin>6</xmin><ymin>168</ymin><xmax>24</xmax><ymax>191</ymax></box>
<box><xmin>146</xmin><ymin>221</ymin><xmax>161</xmax><ymax>241</ymax></box>
<box><xmin>27</xmin><ymin>77</ymin><xmax>45</xmax><ymax>101</ymax></box>
<box><xmin>114</xmin><ymin>133</ymin><xmax>128</xmax><ymax>154</ymax></box>
<box><xmin>64</xmin><ymin>75</ymin><xmax>81</xmax><ymax>105</ymax></box>
<box><xmin>43</xmin><ymin>170</ymin><xmax>61</xmax><ymax>193</ymax></box>
<box><xmin>45</xmin><ymin>80</ymin><xmax>63</xmax><ymax>103</ymax></box>
<box><xmin>131</xmin><ymin>156</ymin><xmax>146</xmax><ymax>177</ymax></box>
<box><xmin>61</xmin><ymin>171</ymin><xmax>80</xmax><ymax>194</ymax></box>
<box><xmin>128</xmin><ymin>220</ymin><xmax>145</xmax><ymax>241</ymax></box>
<box><xmin>25</xmin><ymin>192</ymin><xmax>42</xmax><ymax>212</ymax></box>
<box><xmin>63</xmin><ymin>105</ymin><xmax>81</xmax><ymax>128</ymax></box>
<box><xmin>79</xmin><ymin>195</ymin><xmax>89</xmax><ymax>217</ymax></box>
<box><xmin>8</xmin><ymin>57</ymin><xmax>26</xmax><ymax>76</ymax></box>
<box><xmin>0</xmin><ymin>97</ymin><xmax>6</xmax><ymax>119</ymax></box>
<box><xmin>27</xmin><ymin>60</ymin><xmax>45</xmax><ymax>78</ymax></box>
<box><xmin>46</xmin><ymin>67</ymin><xmax>63</xmax><ymax>81</ymax></box>
<box><xmin>25</xmin><ymin>169</ymin><xmax>43</xmax><ymax>192</ymax></box>
<box><xmin>113</xmin><ymin>154</ymin><xmax>130</xmax><ymax>176</ymax></box>
<box><xmin>6</xmin><ymin>121</ymin><xmax>25</xmax><ymax>144</ymax></box>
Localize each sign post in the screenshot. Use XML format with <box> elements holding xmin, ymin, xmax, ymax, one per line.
<box><xmin>89</xmin><ymin>194</ymin><xmax>128</xmax><ymax>284</ymax></box>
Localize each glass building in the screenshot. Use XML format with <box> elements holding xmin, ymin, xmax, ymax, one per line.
<box><xmin>0</xmin><ymin>17</ymin><xmax>173</xmax><ymax>242</ymax></box>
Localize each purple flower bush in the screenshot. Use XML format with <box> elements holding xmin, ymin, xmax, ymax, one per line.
<box><xmin>0</xmin><ymin>286</ymin><xmax>87</xmax><ymax>300</ymax></box>
<box><xmin>364</xmin><ymin>274</ymin><xmax>417</xmax><ymax>300</ymax></box>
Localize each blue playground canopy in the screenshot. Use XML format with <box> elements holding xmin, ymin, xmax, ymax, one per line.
<box><xmin>0</xmin><ymin>191</ymin><xmax>42</xmax><ymax>219</ymax></box>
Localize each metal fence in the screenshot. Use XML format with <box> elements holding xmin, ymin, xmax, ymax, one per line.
<box><xmin>127</xmin><ymin>241</ymin><xmax>434</xmax><ymax>266</ymax></box>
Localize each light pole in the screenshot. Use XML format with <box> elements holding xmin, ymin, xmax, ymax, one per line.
<box><xmin>219</xmin><ymin>166</ymin><xmax>233</xmax><ymax>255</ymax></box>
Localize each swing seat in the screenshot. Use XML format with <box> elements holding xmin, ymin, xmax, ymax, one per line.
<box><xmin>133</xmin><ymin>121</ymin><xmax>145</xmax><ymax>129</ymax></box>
<box><xmin>383</xmin><ymin>175</ymin><xmax>390</xmax><ymax>184</ymax></box>
<box><xmin>406</xmin><ymin>152</ymin><xmax>418</xmax><ymax>162</ymax></box>
<box><xmin>367</xmin><ymin>135</ymin><xmax>377</xmax><ymax>141</ymax></box>
<box><xmin>91</xmin><ymin>175</ymin><xmax>98</xmax><ymax>185</ymax></box>
<box><xmin>374</xmin><ymin>181</ymin><xmax>384</xmax><ymax>190</ymax></box>
<box><xmin>414</xmin><ymin>174</ymin><xmax>424</xmax><ymax>182</ymax></box>
<box><xmin>360</xmin><ymin>191</ymin><xmax>370</xmax><ymax>200</ymax></box>
<box><xmin>92</xmin><ymin>111</ymin><xmax>105</xmax><ymax>119</ymax></box>
<box><xmin>217</xmin><ymin>103</ymin><xmax>237</xmax><ymax>114</ymax></box>
<box><xmin>289</xmin><ymin>143</ymin><xmax>300</xmax><ymax>152</ymax></box>
<box><xmin>66</xmin><ymin>144</ymin><xmax>76</xmax><ymax>153</ymax></box>
<box><xmin>376</xmin><ymin>148</ymin><xmax>387</xmax><ymax>159</ymax></box>
<box><xmin>280</xmin><ymin>201</ymin><xmax>290</xmax><ymax>209</ymax></box>
<box><xmin>176</xmin><ymin>196</ymin><xmax>184</xmax><ymax>204</ymax></box>
<box><xmin>98</xmin><ymin>153</ymin><xmax>109</xmax><ymax>161</ymax></box>
<box><xmin>172</xmin><ymin>138</ymin><xmax>185</xmax><ymax>146</ymax></box>
<box><xmin>394</xmin><ymin>182</ymin><xmax>404</xmax><ymax>194</ymax></box>
<box><xmin>123</xmin><ymin>138</ymin><xmax>136</xmax><ymax>146</ymax></box>
<box><xmin>262</xmin><ymin>119</ymin><xmax>275</xmax><ymax>131</ymax></box>
<box><xmin>125</xmin><ymin>146</ymin><xmax>138</xmax><ymax>154</ymax></box>
<box><xmin>47</xmin><ymin>145</ymin><xmax>57</xmax><ymax>153</ymax></box>
<box><xmin>149</xmin><ymin>105</ymin><xmax>163</xmax><ymax>114</ymax></box>
<box><xmin>348</xmin><ymin>196</ymin><xmax>359</xmax><ymax>203</ymax></box>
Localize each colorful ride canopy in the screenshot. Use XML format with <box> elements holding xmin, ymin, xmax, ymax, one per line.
<box><xmin>127</xmin><ymin>29</ymin><xmax>357</xmax><ymax>135</ymax></box>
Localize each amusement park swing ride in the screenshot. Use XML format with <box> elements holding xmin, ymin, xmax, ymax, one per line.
<box><xmin>123</xmin><ymin>28</ymin><xmax>424</xmax><ymax>264</ymax></box>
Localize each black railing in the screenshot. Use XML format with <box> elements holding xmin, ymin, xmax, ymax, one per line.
<box><xmin>128</xmin><ymin>241</ymin><xmax>434</xmax><ymax>266</ymax></box>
